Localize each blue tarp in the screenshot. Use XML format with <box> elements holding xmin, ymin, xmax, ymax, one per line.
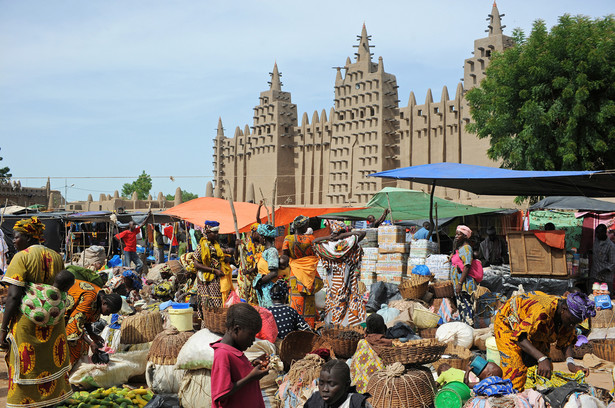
<box><xmin>369</xmin><ymin>163</ymin><xmax>615</xmax><ymax>197</ymax></box>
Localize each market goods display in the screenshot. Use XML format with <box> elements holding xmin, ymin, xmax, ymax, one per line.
<box><xmin>57</xmin><ymin>386</ymin><xmax>153</xmax><ymax>408</ymax></box>
<box><xmin>372</xmin><ymin>338</ymin><xmax>446</xmax><ymax>366</ymax></box>
<box><xmin>120</xmin><ymin>310</ymin><xmax>164</xmax><ymax>344</ymax></box>
<box><xmin>366</xmin><ymin>363</ymin><xmax>436</xmax><ymax>408</ymax></box>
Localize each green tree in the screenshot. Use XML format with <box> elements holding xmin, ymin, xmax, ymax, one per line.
<box><xmin>0</xmin><ymin>147</ymin><xmax>11</xmax><ymax>182</ymax></box>
<box><xmin>466</xmin><ymin>15</ymin><xmax>615</xmax><ymax>173</ymax></box>
<box><xmin>166</xmin><ymin>190</ymin><xmax>199</xmax><ymax>203</ymax></box>
<box><xmin>122</xmin><ymin>171</ymin><xmax>152</xmax><ymax>200</ymax></box>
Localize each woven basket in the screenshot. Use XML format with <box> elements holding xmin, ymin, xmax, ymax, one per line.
<box><xmin>572</xmin><ymin>343</ymin><xmax>593</xmax><ymax>359</ymax></box>
<box><xmin>420</xmin><ymin>328</ymin><xmax>437</xmax><ymax>339</ymax></box>
<box><xmin>433</xmin><ymin>280</ymin><xmax>455</xmax><ymax>298</ymax></box>
<box><xmin>549</xmin><ymin>343</ymin><xmax>565</xmax><ymax>362</ymax></box>
<box><xmin>366</xmin><ymin>364</ymin><xmax>436</xmax><ymax>408</ymax></box>
<box><xmin>279</xmin><ymin>331</ymin><xmax>337</xmax><ymax>370</ymax></box>
<box><xmin>372</xmin><ymin>338</ymin><xmax>446</xmax><ymax>366</ymax></box>
<box><xmin>147</xmin><ymin>328</ymin><xmax>194</xmax><ymax>365</ymax></box>
<box><xmin>590</xmin><ymin>339</ymin><xmax>615</xmax><ymax>362</ymax></box>
<box><xmin>412</xmin><ymin>308</ymin><xmax>440</xmax><ymax>329</ymax></box>
<box><xmin>120</xmin><ymin>310</ymin><xmax>164</xmax><ymax>344</ymax></box>
<box><xmin>201</xmin><ymin>307</ymin><xmax>228</xmax><ymax>334</ymax></box>
<box><xmin>592</xmin><ymin>308</ymin><xmax>615</xmax><ymax>328</ymax></box>
<box><xmin>407</xmin><ymin>274</ymin><xmax>433</xmax><ymax>285</ymax></box>
<box><xmin>432</xmin><ymin>344</ymin><xmax>473</xmax><ymax>371</ymax></box>
<box><xmin>399</xmin><ymin>280</ymin><xmax>429</xmax><ymax>300</ymax></box>
<box><xmin>321</xmin><ymin>326</ymin><xmax>366</xmax><ymax>359</ymax></box>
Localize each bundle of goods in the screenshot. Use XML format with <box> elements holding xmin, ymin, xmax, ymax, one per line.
<box><xmin>432</xmin><ymin>343</ymin><xmax>474</xmax><ymax>371</ymax></box>
<box><xmin>201</xmin><ymin>307</ymin><xmax>228</xmax><ymax>334</ymax></box>
<box><xmin>372</xmin><ymin>338</ymin><xmax>446</xmax><ymax>366</ymax></box>
<box><xmin>376</xmin><ymin>252</ymin><xmax>408</xmax><ymax>283</ymax></box>
<box><xmin>366</xmin><ymin>363</ymin><xmax>437</xmax><ymax>408</ymax></box>
<box><xmin>245</xmin><ymin>340</ymin><xmax>283</xmax><ymax>406</ymax></box>
<box><xmin>435</xmin><ymin>322</ymin><xmax>474</xmax><ymax>348</ymax></box>
<box><xmin>146</xmin><ymin>328</ymin><xmax>194</xmax><ymax>394</ymax></box>
<box><xmin>360</xmin><ymin>228</ymin><xmax>379</xmax><ymax>247</ymax></box>
<box><xmin>69</xmin><ymin>349</ymin><xmax>149</xmax><ymax>389</ymax></box>
<box><xmin>176</xmin><ymin>328</ymin><xmax>221</xmax><ymax>370</ymax></box>
<box><xmin>591</xmin><ymin>308</ymin><xmax>615</xmax><ymax>328</ymax></box>
<box><xmin>409</xmin><ymin>239</ymin><xmax>438</xmax><ymax>258</ymax></box>
<box><xmin>178</xmin><ymin>368</ymin><xmax>212</xmax><ymax>408</ymax></box>
<box><xmin>77</xmin><ymin>245</ymin><xmax>107</xmax><ymax>269</ymax></box>
<box><xmin>433</xmin><ymin>280</ymin><xmax>455</xmax><ymax>298</ymax></box>
<box><xmin>379</xmin><ymin>243</ymin><xmax>410</xmax><ymax>254</ymax></box>
<box><xmin>280</xmin><ymin>330</ymin><xmax>337</xmax><ymax>370</ymax></box>
<box><xmin>322</xmin><ymin>326</ymin><xmax>365</xmax><ymax>359</ymax></box>
<box><xmin>399</xmin><ymin>278</ymin><xmax>429</xmax><ymax>300</ymax></box>
<box><xmin>120</xmin><ymin>310</ymin><xmax>164</xmax><ymax>344</ymax></box>
<box><xmin>378</xmin><ymin>225</ymin><xmax>405</xmax><ymax>244</ymax></box>
<box><xmin>589</xmin><ymin>339</ymin><xmax>615</xmax><ymax>362</ymax></box>
<box><xmin>424</xmin><ymin>254</ymin><xmax>450</xmax><ymax>281</ymax></box>
<box><xmin>361</xmin><ymin>247</ymin><xmax>379</xmax><ymax>284</ymax></box>
<box><xmin>572</xmin><ymin>342</ymin><xmax>593</xmax><ymax>359</ymax></box>
<box><xmin>60</xmin><ymin>387</ymin><xmax>153</xmax><ymax>408</ymax></box>
<box><xmin>277</xmin><ymin>353</ymin><xmax>326</xmax><ymax>408</ymax></box>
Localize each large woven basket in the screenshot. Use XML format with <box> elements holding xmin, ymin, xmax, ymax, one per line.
<box><xmin>592</xmin><ymin>308</ymin><xmax>615</xmax><ymax>328</ymax></box>
<box><xmin>366</xmin><ymin>364</ymin><xmax>436</xmax><ymax>408</ymax></box>
<box><xmin>147</xmin><ymin>328</ymin><xmax>194</xmax><ymax>365</ymax></box>
<box><xmin>590</xmin><ymin>339</ymin><xmax>615</xmax><ymax>362</ymax></box>
<box><xmin>399</xmin><ymin>279</ymin><xmax>429</xmax><ymax>300</ymax></box>
<box><xmin>280</xmin><ymin>330</ymin><xmax>337</xmax><ymax>370</ymax></box>
<box><xmin>201</xmin><ymin>307</ymin><xmax>228</xmax><ymax>334</ymax></box>
<box><xmin>120</xmin><ymin>310</ymin><xmax>164</xmax><ymax>344</ymax></box>
<box><xmin>432</xmin><ymin>343</ymin><xmax>473</xmax><ymax>371</ymax></box>
<box><xmin>372</xmin><ymin>338</ymin><xmax>446</xmax><ymax>366</ymax></box>
<box><xmin>419</xmin><ymin>328</ymin><xmax>437</xmax><ymax>339</ymax></box>
<box><xmin>433</xmin><ymin>280</ymin><xmax>455</xmax><ymax>298</ymax></box>
<box><xmin>321</xmin><ymin>326</ymin><xmax>366</xmax><ymax>359</ymax></box>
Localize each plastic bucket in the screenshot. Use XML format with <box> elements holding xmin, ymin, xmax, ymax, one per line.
<box><xmin>434</xmin><ymin>381</ymin><xmax>471</xmax><ymax>408</ymax></box>
<box><xmin>168</xmin><ymin>307</ymin><xmax>194</xmax><ymax>331</ymax></box>
<box><xmin>486</xmin><ymin>336</ymin><xmax>501</xmax><ymax>366</ymax></box>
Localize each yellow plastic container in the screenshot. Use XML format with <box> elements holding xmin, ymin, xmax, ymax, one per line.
<box><xmin>168</xmin><ymin>307</ymin><xmax>194</xmax><ymax>331</ymax></box>
<box><xmin>486</xmin><ymin>336</ymin><xmax>501</xmax><ymax>366</ymax></box>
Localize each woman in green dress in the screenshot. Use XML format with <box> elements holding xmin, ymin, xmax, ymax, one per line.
<box><xmin>0</xmin><ymin>217</ymin><xmax>73</xmax><ymax>408</ymax></box>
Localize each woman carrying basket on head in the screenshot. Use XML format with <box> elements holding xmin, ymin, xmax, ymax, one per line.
<box><xmin>282</xmin><ymin>216</ymin><xmax>322</xmax><ymax>328</ymax></box>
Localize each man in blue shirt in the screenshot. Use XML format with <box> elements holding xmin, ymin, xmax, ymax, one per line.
<box><xmin>413</xmin><ymin>221</ymin><xmax>433</xmax><ymax>241</ymax></box>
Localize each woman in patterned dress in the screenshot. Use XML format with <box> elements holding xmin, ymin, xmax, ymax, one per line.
<box><xmin>235</xmin><ymin>222</ymin><xmax>263</xmax><ymax>305</ymax></box>
<box><xmin>450</xmin><ymin>225</ymin><xmax>478</xmax><ymax>325</ymax></box>
<box><xmin>0</xmin><ymin>217</ymin><xmax>73</xmax><ymax>408</ymax></box>
<box><xmin>65</xmin><ymin>280</ymin><xmax>122</xmax><ymax>365</ymax></box>
<box><xmin>253</xmin><ymin>223</ymin><xmax>280</xmax><ymax>307</ymax></box>
<box><xmin>313</xmin><ymin>221</ymin><xmax>366</xmax><ymax>326</ymax></box>
<box><xmin>282</xmin><ymin>216</ymin><xmax>322</xmax><ymax>328</ymax></box>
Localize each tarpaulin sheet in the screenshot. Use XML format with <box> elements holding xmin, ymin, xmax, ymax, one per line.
<box><xmin>370</xmin><ymin>163</ymin><xmax>615</xmax><ymax>197</ymax></box>
<box><xmin>259</xmin><ymin>206</ymin><xmax>361</xmax><ymax>228</ymax></box>
<box><xmin>531</xmin><ymin>196</ymin><xmax>615</xmax><ymax>212</ymax></box>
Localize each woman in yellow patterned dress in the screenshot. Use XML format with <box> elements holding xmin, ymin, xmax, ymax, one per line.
<box><xmin>65</xmin><ymin>280</ymin><xmax>122</xmax><ymax>365</ymax></box>
<box><xmin>494</xmin><ymin>291</ymin><xmax>594</xmax><ymax>390</ymax></box>
<box><xmin>0</xmin><ymin>217</ymin><xmax>73</xmax><ymax>408</ymax></box>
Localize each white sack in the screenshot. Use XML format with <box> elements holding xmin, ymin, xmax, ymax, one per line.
<box><xmin>436</xmin><ymin>322</ymin><xmax>474</xmax><ymax>348</ymax></box>
<box><xmin>176</xmin><ymin>328</ymin><xmax>222</xmax><ymax>370</ymax></box>
<box><xmin>178</xmin><ymin>368</ymin><xmax>212</xmax><ymax>408</ymax></box>
<box><xmin>145</xmin><ymin>361</ymin><xmax>187</xmax><ymax>394</ymax></box>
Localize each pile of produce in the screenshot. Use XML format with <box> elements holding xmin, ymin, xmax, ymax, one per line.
<box><xmin>57</xmin><ymin>386</ymin><xmax>153</xmax><ymax>408</ymax></box>
<box><xmin>332</xmin><ymin>330</ymin><xmax>363</xmax><ymax>340</ymax></box>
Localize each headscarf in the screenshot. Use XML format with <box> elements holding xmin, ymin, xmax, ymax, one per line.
<box><xmin>270</xmin><ymin>280</ymin><xmax>289</xmax><ymax>301</ymax></box>
<box><xmin>13</xmin><ymin>216</ymin><xmax>45</xmax><ymax>241</ymax></box>
<box><xmin>328</xmin><ymin>220</ymin><xmax>347</xmax><ymax>234</ymax></box>
<box><xmin>456</xmin><ymin>225</ymin><xmax>472</xmax><ymax>239</ymax></box>
<box><xmin>204</xmin><ymin>220</ymin><xmax>220</xmax><ymax>233</ymax></box>
<box><xmin>250</xmin><ymin>223</ymin><xmax>260</xmax><ymax>232</ymax></box>
<box><xmin>566</xmin><ymin>292</ymin><xmax>596</xmax><ymax>321</ymax></box>
<box><xmin>293</xmin><ymin>215</ymin><xmax>309</xmax><ymax>230</ymax></box>
<box><xmin>122</xmin><ymin>270</ymin><xmax>143</xmax><ymax>290</ymax></box>
<box><xmin>257</xmin><ymin>223</ymin><xmax>278</xmax><ymax>238</ymax></box>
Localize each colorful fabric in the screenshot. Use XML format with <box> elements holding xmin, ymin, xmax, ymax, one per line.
<box><xmin>350</xmin><ymin>339</ymin><xmax>384</xmax><ymax>393</ymax></box>
<box><xmin>257</xmin><ymin>224</ymin><xmax>278</xmax><ymax>238</ymax></box>
<box><xmin>283</xmin><ymin>233</ymin><xmax>320</xmax><ymax>327</ymax></box>
<box><xmin>2</xmin><ymin>245</ymin><xmax>72</xmax><ymax>408</ymax></box>
<box><xmin>270</xmin><ymin>280</ymin><xmax>289</xmax><ymax>301</ymax></box>
<box><xmin>327</xmin><ymin>220</ymin><xmax>348</xmax><ymax>234</ymax></box>
<box><xmin>65</xmin><ymin>280</ymin><xmax>102</xmax><ymax>365</ymax></box>
<box><xmin>532</xmin><ymin>231</ymin><xmax>566</xmax><ymax>250</ymax></box>
<box><xmin>20</xmin><ymin>283</ymin><xmax>68</xmax><ymax>327</ymax></box>
<box><xmin>204</xmin><ymin>220</ymin><xmax>220</xmax><ymax>233</ymax></box>
<box><xmin>13</xmin><ymin>217</ymin><xmax>45</xmax><ymax>241</ymax></box>
<box><xmin>456</xmin><ymin>225</ymin><xmax>472</xmax><ymax>238</ymax></box>
<box><xmin>450</xmin><ymin>244</ymin><xmax>478</xmax><ymax>293</ymax></box>
<box><xmin>194</xmin><ymin>237</ymin><xmax>233</xmax><ymax>303</ymax></box>
<box><xmin>566</xmin><ymin>292</ymin><xmax>596</xmax><ymax>321</ymax></box>
<box><xmin>283</xmin><ymin>234</ymin><xmax>315</xmax><ymax>258</ymax></box>
<box><xmin>293</xmin><ymin>215</ymin><xmax>309</xmax><ymax>230</ymax></box>
<box><xmin>494</xmin><ymin>291</ymin><xmax>577</xmax><ymax>391</ymax></box>
<box><xmin>267</xmin><ymin>304</ymin><xmax>310</xmax><ymax>339</ymax></box>
<box><xmin>523</xmin><ymin>365</ymin><xmax>585</xmax><ymax>389</ymax></box>
<box><xmin>289</xmin><ymin>276</ymin><xmax>318</xmax><ymax>328</ymax></box>
<box><xmin>115</xmin><ymin>227</ymin><xmax>140</xmax><ymax>252</ymax></box>
<box><xmin>473</xmin><ymin>376</ymin><xmax>516</xmax><ymax>397</ymax></box>
<box><xmin>254</xmin><ymin>247</ymin><xmax>280</xmax><ymax>307</ymax></box>
<box><xmin>313</xmin><ymin>235</ymin><xmax>366</xmax><ymax>326</ymax></box>
<box><xmin>198</xmin><ymin>276</ymin><xmax>223</xmax><ymax>310</ymax></box>
<box><xmin>236</xmin><ymin>234</ymin><xmax>260</xmax><ymax>305</ymax></box>
<box><xmin>153</xmin><ymin>281</ymin><xmax>174</xmax><ymax>298</ymax></box>
<box><xmin>122</xmin><ymin>270</ymin><xmax>143</xmax><ymax>290</ymax></box>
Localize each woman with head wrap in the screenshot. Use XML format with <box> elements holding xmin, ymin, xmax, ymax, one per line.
<box><xmin>253</xmin><ymin>224</ymin><xmax>280</xmax><ymax>307</ymax></box>
<box><xmin>450</xmin><ymin>225</ymin><xmax>477</xmax><ymax>325</ymax></box>
<box><xmin>282</xmin><ymin>215</ymin><xmax>322</xmax><ymax>328</ymax></box>
<box><xmin>266</xmin><ymin>280</ymin><xmax>311</xmax><ymax>341</ymax></box>
<box><xmin>494</xmin><ymin>291</ymin><xmax>594</xmax><ymax>391</ymax></box>
<box><xmin>192</xmin><ymin>220</ymin><xmax>234</xmax><ymax>308</ymax></box>
<box><xmin>312</xmin><ymin>221</ymin><xmax>366</xmax><ymax>326</ymax></box>
<box><xmin>65</xmin><ymin>280</ymin><xmax>122</xmax><ymax>365</ymax></box>
<box><xmin>104</xmin><ymin>269</ymin><xmax>143</xmax><ymax>304</ymax></box>
<box><xmin>235</xmin><ymin>222</ymin><xmax>264</xmax><ymax>305</ymax></box>
<box><xmin>0</xmin><ymin>217</ymin><xmax>74</xmax><ymax>407</ymax></box>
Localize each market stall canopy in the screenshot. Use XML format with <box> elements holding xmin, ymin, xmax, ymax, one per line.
<box><xmin>529</xmin><ymin>196</ymin><xmax>615</xmax><ymax>212</ymax></box>
<box><xmin>369</xmin><ymin>163</ymin><xmax>615</xmax><ymax>197</ymax></box>
<box><xmin>258</xmin><ymin>206</ymin><xmax>362</xmax><ymax>228</ymax></box>
<box><xmin>161</xmin><ymin>197</ymin><xmax>259</xmax><ymax>234</ymax></box>
<box><xmin>319</xmin><ymin>187</ymin><xmax>501</xmax><ymax>221</ymax></box>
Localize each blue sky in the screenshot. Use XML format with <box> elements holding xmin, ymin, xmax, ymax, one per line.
<box><xmin>1</xmin><ymin>0</ymin><xmax>612</xmax><ymax>202</ymax></box>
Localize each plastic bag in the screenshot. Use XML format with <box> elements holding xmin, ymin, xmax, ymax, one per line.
<box><xmin>224</xmin><ymin>290</ymin><xmax>242</xmax><ymax>307</ymax></box>
<box><xmin>144</xmin><ymin>394</ymin><xmax>181</xmax><ymax>408</ymax></box>
<box><xmin>436</xmin><ymin>322</ymin><xmax>474</xmax><ymax>348</ymax></box>
<box><xmin>366</xmin><ymin>282</ymin><xmax>401</xmax><ymax>313</ymax></box>
<box><xmin>255</xmin><ymin>307</ymin><xmax>278</xmax><ymax>343</ymax></box>
<box><xmin>411</xmin><ymin>265</ymin><xmax>431</xmax><ymax>276</ymax></box>
<box><xmin>175</xmin><ymin>328</ymin><xmax>221</xmax><ymax>370</ymax></box>
<box><xmin>376</xmin><ymin>304</ymin><xmax>400</xmax><ymax>324</ymax></box>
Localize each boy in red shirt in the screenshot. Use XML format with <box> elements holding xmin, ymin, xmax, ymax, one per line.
<box><xmin>115</xmin><ymin>220</ymin><xmax>146</xmax><ymax>273</ymax></box>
